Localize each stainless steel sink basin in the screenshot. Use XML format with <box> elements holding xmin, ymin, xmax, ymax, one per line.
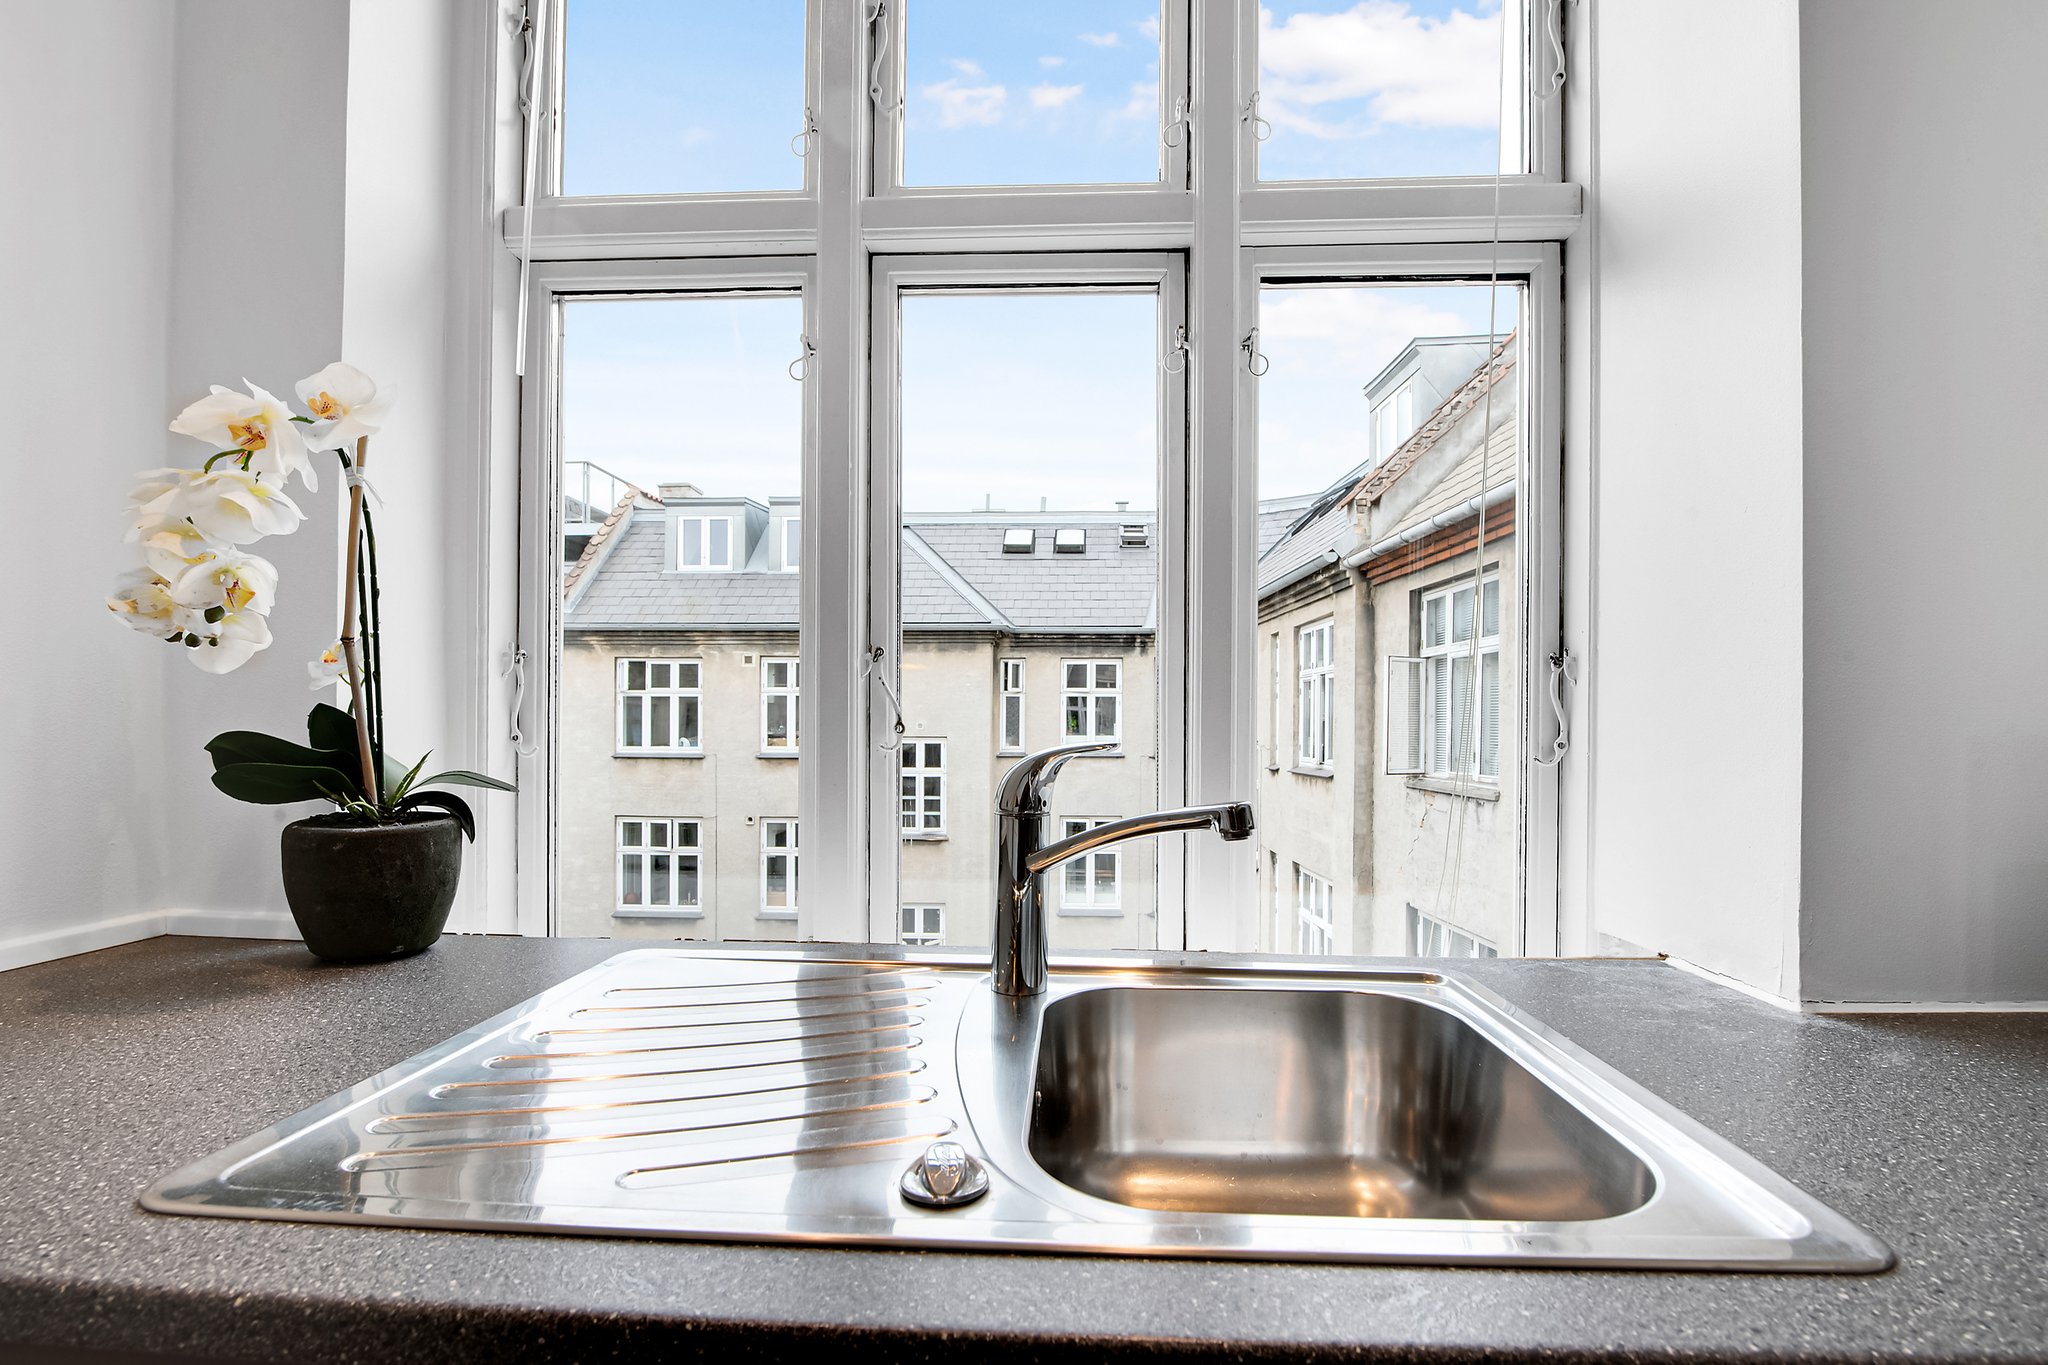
<box><xmin>142</xmin><ymin>948</ymin><xmax>1891</xmax><ymax>1272</ymax></box>
<box><xmin>1029</xmin><ymin>987</ymin><xmax>1655</xmax><ymax>1222</ymax></box>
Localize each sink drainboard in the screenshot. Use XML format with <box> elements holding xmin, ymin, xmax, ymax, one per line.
<box><xmin>142</xmin><ymin>948</ymin><xmax>1891</xmax><ymax>1271</ymax></box>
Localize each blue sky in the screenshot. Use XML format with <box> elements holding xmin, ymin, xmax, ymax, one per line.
<box><xmin>558</xmin><ymin>3</ymin><xmax>1517</xmax><ymax>509</ymax></box>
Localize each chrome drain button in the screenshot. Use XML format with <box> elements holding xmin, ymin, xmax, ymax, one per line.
<box><xmin>901</xmin><ymin>1141</ymin><xmax>989</xmax><ymax>1208</ymax></box>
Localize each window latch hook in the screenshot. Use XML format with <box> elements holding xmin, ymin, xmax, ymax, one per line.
<box><xmin>1160</xmin><ymin>324</ymin><xmax>1189</xmax><ymax>375</ymax></box>
<box><xmin>788</xmin><ymin>334</ymin><xmax>815</xmax><ymax>382</ymax></box>
<box><xmin>1241</xmin><ymin>327</ymin><xmax>1270</xmax><ymax>377</ymax></box>
<box><xmin>1242</xmin><ymin>91</ymin><xmax>1273</xmax><ymax>142</ymax></box>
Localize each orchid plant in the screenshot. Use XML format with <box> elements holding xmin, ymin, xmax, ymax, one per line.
<box><xmin>109</xmin><ymin>364</ymin><xmax>512</xmax><ymax>838</ymax></box>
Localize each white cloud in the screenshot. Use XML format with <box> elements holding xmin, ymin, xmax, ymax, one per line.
<box><xmin>920</xmin><ymin>78</ymin><xmax>1007</xmax><ymax>129</ymax></box>
<box><xmin>1258</xmin><ymin>2</ymin><xmax>1502</xmax><ymax>137</ymax></box>
<box><xmin>1078</xmin><ymin>31</ymin><xmax>1121</xmax><ymax>47</ymax></box>
<box><xmin>948</xmin><ymin>57</ymin><xmax>985</xmax><ymax>78</ymax></box>
<box><xmin>1029</xmin><ymin>83</ymin><xmax>1084</xmax><ymax>110</ymax></box>
<box><xmin>1038</xmin><ymin>55</ymin><xmax>1066</xmax><ymax>67</ymax></box>
<box><xmin>1109</xmin><ymin>80</ymin><xmax>1155</xmax><ymax>122</ymax></box>
<box><xmin>1137</xmin><ymin>15</ymin><xmax>1161</xmax><ymax>41</ymax></box>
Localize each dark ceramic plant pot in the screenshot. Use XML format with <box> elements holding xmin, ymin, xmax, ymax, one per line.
<box><xmin>280</xmin><ymin>813</ymin><xmax>462</xmax><ymax>963</ymax></box>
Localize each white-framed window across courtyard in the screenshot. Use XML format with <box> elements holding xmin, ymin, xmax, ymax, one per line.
<box><xmin>899</xmin><ymin>904</ymin><xmax>945</xmax><ymax>946</ymax></box>
<box><xmin>761</xmin><ymin>657</ymin><xmax>799</xmax><ymax>755</ymax></box>
<box><xmin>1295</xmin><ymin>865</ymin><xmax>1334</xmax><ymax>956</ymax></box>
<box><xmin>614</xmin><ymin>659</ymin><xmax>702</xmax><ymax>755</ymax></box>
<box><xmin>899</xmin><ymin>739</ymin><xmax>946</xmax><ymax>836</ymax></box>
<box><xmin>1061</xmin><ymin>659</ymin><xmax>1123</xmax><ymax>744</ymax></box>
<box><xmin>761</xmin><ymin>819</ymin><xmax>799</xmax><ymax>918</ymax></box>
<box><xmin>499</xmin><ymin>3</ymin><xmax>1570</xmax><ymax>955</ymax></box>
<box><xmin>1296</xmin><ymin>619</ymin><xmax>1333</xmax><ymax>771</ymax></box>
<box><xmin>616</xmin><ymin>817</ymin><xmax>702</xmax><ymax>916</ymax></box>
<box><xmin>1058</xmin><ymin>818</ymin><xmax>1122</xmax><ymax>914</ymax></box>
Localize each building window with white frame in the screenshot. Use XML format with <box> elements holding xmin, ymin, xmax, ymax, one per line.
<box><xmin>1371</xmin><ymin>379</ymin><xmax>1416</xmax><ymax>464</ymax></box>
<box><xmin>1423</xmin><ymin>575</ymin><xmax>1500</xmax><ymax>781</ymax></box>
<box><xmin>781</xmin><ymin>516</ymin><xmax>800</xmax><ymax>571</ymax></box>
<box><xmin>998</xmin><ymin>658</ymin><xmax>1025</xmax><ymax>753</ymax></box>
<box><xmin>615</xmin><ymin>659</ymin><xmax>701</xmax><ymax>753</ymax></box>
<box><xmin>899</xmin><ymin>739</ymin><xmax>946</xmax><ymax>835</ymax></box>
<box><xmin>1058</xmin><ymin>818</ymin><xmax>1121</xmax><ymax>912</ymax></box>
<box><xmin>1295</xmin><ymin>866</ymin><xmax>1335</xmax><ymax>956</ymax></box>
<box><xmin>677</xmin><ymin>515</ymin><xmax>733</xmax><ymax>571</ymax></box>
<box><xmin>899</xmin><ymin>905</ymin><xmax>944</xmax><ymax>946</ymax></box>
<box><xmin>616</xmin><ymin>817</ymin><xmax>701</xmax><ymax>915</ymax></box>
<box><xmin>760</xmin><ymin>819</ymin><xmax>798</xmax><ymax>916</ymax></box>
<box><xmin>1061</xmin><ymin>660</ymin><xmax>1121</xmax><ymax>743</ymax></box>
<box><xmin>760</xmin><ymin>657</ymin><xmax>798</xmax><ymax>754</ymax></box>
<box><xmin>1297</xmin><ymin>620</ymin><xmax>1334</xmax><ymax>771</ymax></box>
<box><xmin>1408</xmin><ymin>904</ymin><xmax>1498</xmax><ymax>959</ymax></box>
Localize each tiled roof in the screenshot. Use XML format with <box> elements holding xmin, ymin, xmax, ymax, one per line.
<box><xmin>567</xmin><ymin>513</ymin><xmax>1157</xmax><ymax>634</ymax></box>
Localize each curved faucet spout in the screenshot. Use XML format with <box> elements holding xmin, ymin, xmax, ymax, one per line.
<box><xmin>1025</xmin><ymin>803</ymin><xmax>1256</xmax><ymax>876</ymax></box>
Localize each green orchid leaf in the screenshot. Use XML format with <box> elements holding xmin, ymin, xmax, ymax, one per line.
<box><xmin>211</xmin><ymin>761</ymin><xmax>351</xmax><ymax>807</ymax></box>
<box><xmin>390</xmin><ymin>751</ymin><xmax>432</xmax><ymax>805</ymax></box>
<box><xmin>415</xmin><ymin>769</ymin><xmax>518</xmax><ymax>794</ymax></box>
<box><xmin>307</xmin><ymin>702</ymin><xmax>360</xmax><ymax>752</ymax></box>
<box><xmin>205</xmin><ymin>732</ymin><xmax>363</xmax><ymax>795</ymax></box>
<box><xmin>396</xmin><ymin>790</ymin><xmax>476</xmax><ymax>842</ymax></box>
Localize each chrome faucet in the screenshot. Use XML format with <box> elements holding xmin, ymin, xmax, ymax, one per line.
<box><xmin>992</xmin><ymin>741</ymin><xmax>1254</xmax><ymax>997</ymax></box>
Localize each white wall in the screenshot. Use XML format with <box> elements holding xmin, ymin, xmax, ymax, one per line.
<box><xmin>1563</xmin><ymin>0</ymin><xmax>1808</xmax><ymax>998</ymax></box>
<box><xmin>0</xmin><ymin>2</ymin><xmax>178</xmax><ymax>965</ymax></box>
<box><xmin>158</xmin><ymin>1</ymin><xmax>352</xmax><ymax>922</ymax></box>
<box><xmin>1798</xmin><ymin>0</ymin><xmax>2048</xmax><ymax>1005</ymax></box>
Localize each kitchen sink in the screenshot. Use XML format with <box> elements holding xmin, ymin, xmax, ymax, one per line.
<box><xmin>1029</xmin><ymin>986</ymin><xmax>1655</xmax><ymax>1222</ymax></box>
<box><xmin>142</xmin><ymin>947</ymin><xmax>1891</xmax><ymax>1271</ymax></box>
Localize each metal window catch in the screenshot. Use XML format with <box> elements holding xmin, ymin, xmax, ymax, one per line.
<box><xmin>1160</xmin><ymin>324</ymin><xmax>1189</xmax><ymax>375</ymax></box>
<box><xmin>1241</xmin><ymin>327</ymin><xmax>1270</xmax><ymax>377</ymax></box>
<box><xmin>1242</xmin><ymin>90</ymin><xmax>1273</xmax><ymax>142</ymax></box>
<box><xmin>790</xmin><ymin>107</ymin><xmax>817</xmax><ymax>158</ymax></box>
<box><xmin>788</xmin><ymin>334</ymin><xmax>815</xmax><ymax>382</ymax></box>
<box><xmin>1162</xmin><ymin>95</ymin><xmax>1189</xmax><ymax>149</ymax></box>
<box><xmin>1531</xmin><ymin>647</ymin><xmax>1575</xmax><ymax>768</ymax></box>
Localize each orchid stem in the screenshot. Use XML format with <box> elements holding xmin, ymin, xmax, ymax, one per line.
<box><xmin>361</xmin><ymin>497</ymin><xmax>386</xmax><ymax>806</ymax></box>
<box><xmin>336</xmin><ymin>437</ymin><xmax>378</xmax><ymax>807</ymax></box>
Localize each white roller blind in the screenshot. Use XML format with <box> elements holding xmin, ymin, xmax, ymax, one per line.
<box><xmin>1385</xmin><ymin>656</ymin><xmax>1424</xmax><ymax>775</ymax></box>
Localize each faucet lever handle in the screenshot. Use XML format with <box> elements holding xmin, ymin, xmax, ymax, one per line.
<box><xmin>995</xmin><ymin>740</ymin><xmax>1116</xmax><ymax>814</ymax></box>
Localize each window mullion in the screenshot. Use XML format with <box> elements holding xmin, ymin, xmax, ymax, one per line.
<box><xmin>798</xmin><ymin>0</ymin><xmax>873</xmax><ymax>945</ymax></box>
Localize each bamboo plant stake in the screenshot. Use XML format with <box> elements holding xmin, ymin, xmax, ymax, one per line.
<box><xmin>337</xmin><ymin>435</ymin><xmax>377</xmax><ymax>802</ymax></box>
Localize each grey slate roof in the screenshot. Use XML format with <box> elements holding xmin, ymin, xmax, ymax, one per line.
<box><xmin>568</xmin><ymin>511</ymin><xmax>1156</xmax><ymax>634</ymax></box>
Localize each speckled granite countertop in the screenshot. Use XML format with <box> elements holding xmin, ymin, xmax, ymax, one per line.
<box><xmin>0</xmin><ymin>936</ymin><xmax>2042</xmax><ymax>1364</ymax></box>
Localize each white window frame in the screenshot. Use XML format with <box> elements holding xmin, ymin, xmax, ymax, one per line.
<box><xmin>676</xmin><ymin>515</ymin><xmax>735</xmax><ymax>571</ymax></box>
<box><xmin>489</xmin><ymin>6</ymin><xmax>1573</xmax><ymax>952</ymax></box>
<box><xmin>1420</xmin><ymin>572</ymin><xmax>1502</xmax><ymax>782</ymax></box>
<box><xmin>1294</xmin><ymin>865</ymin><xmax>1334</xmax><ymax>956</ymax></box>
<box><xmin>899</xmin><ymin>738</ymin><xmax>946</xmax><ymax>837</ymax></box>
<box><xmin>615</xmin><ymin>817</ymin><xmax>703</xmax><ymax>918</ymax></box>
<box><xmin>1058</xmin><ymin>656</ymin><xmax>1127</xmax><ymax>745</ymax></box>
<box><xmin>1371</xmin><ymin>380</ymin><xmax>1415</xmax><ymax>464</ymax></box>
<box><xmin>760</xmin><ymin>656</ymin><xmax>800</xmax><ymax>756</ymax></box>
<box><xmin>781</xmin><ymin>516</ymin><xmax>801</xmax><ymax>571</ymax></box>
<box><xmin>998</xmin><ymin>658</ymin><xmax>1026</xmax><ymax>754</ymax></box>
<box><xmin>614</xmin><ymin>657</ymin><xmax>703</xmax><ymax>756</ymax></box>
<box><xmin>899</xmin><ymin>904</ymin><xmax>945</xmax><ymax>946</ymax></box>
<box><xmin>1058</xmin><ymin>818</ymin><xmax>1123</xmax><ymax>915</ymax></box>
<box><xmin>760</xmin><ymin>819</ymin><xmax>799</xmax><ymax>918</ymax></box>
<box><xmin>1295</xmin><ymin>619</ymin><xmax>1333</xmax><ymax>772</ymax></box>
<box><xmin>1408</xmin><ymin>903</ymin><xmax>1500</xmax><ymax>959</ymax></box>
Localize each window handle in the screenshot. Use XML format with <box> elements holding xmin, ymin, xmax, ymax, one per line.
<box><xmin>863</xmin><ymin>646</ymin><xmax>906</xmax><ymax>753</ymax></box>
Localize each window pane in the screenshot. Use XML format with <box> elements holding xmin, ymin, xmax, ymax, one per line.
<box><xmin>898</xmin><ymin>290</ymin><xmax>1161</xmax><ymax>951</ymax></box>
<box><xmin>619</xmin><ymin>855</ymin><xmax>642</xmax><ymax>905</ymax></box>
<box><xmin>1256</xmin><ymin>0</ymin><xmax>1524</xmax><ymax>182</ymax></box>
<box><xmin>902</xmin><ymin>0</ymin><xmax>1164</xmax><ymax>187</ymax></box>
<box><xmin>558</xmin><ymin>293</ymin><xmax>802</xmax><ymax>943</ymax></box>
<box><xmin>562</xmin><ymin>0</ymin><xmax>807</xmax><ymax>197</ymax></box>
<box><xmin>1253</xmin><ymin>282</ymin><xmax>1522</xmax><ymax>959</ymax></box>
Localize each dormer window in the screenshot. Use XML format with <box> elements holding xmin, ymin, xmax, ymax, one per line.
<box><xmin>781</xmin><ymin>517</ymin><xmax>801</xmax><ymax>571</ymax></box>
<box><xmin>1371</xmin><ymin>379</ymin><xmax>1416</xmax><ymax>463</ymax></box>
<box><xmin>677</xmin><ymin>515</ymin><xmax>733</xmax><ymax>571</ymax></box>
<box><xmin>1053</xmin><ymin>527</ymin><xmax>1086</xmax><ymax>555</ymax></box>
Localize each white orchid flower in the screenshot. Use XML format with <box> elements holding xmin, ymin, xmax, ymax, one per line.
<box><xmin>307</xmin><ymin>642</ymin><xmax>355</xmax><ymax>690</ymax></box>
<box><xmin>106</xmin><ymin>568</ymin><xmax>184</xmax><ymax>639</ymax></box>
<box><xmin>166</xmin><ymin>544</ymin><xmax>279</xmax><ymax>619</ymax></box>
<box><xmin>169</xmin><ymin>382</ymin><xmax>317</xmax><ymax>492</ymax></box>
<box><xmin>186</xmin><ymin>602</ymin><xmax>274</xmax><ymax>675</ymax></box>
<box><xmin>124</xmin><ymin>469</ymin><xmax>213</xmax><ymax>578</ymax></box>
<box><xmin>138</xmin><ymin>468</ymin><xmax>305</xmax><ymax>545</ymax></box>
<box><xmin>296</xmin><ymin>362</ymin><xmax>389</xmax><ymax>452</ymax></box>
